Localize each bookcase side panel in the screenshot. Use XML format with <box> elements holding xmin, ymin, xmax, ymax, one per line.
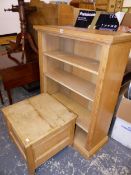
<box><xmin>86</xmin><ymin>42</ymin><xmax>131</xmax><ymax>151</ymax></box>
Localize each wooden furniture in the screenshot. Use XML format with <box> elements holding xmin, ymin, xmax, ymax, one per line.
<box><xmin>28</xmin><ymin>0</ymin><xmax>74</xmax><ymax>26</ymax></box>
<box><xmin>0</xmin><ymin>52</ymin><xmax>39</xmax><ymax>104</ymax></box>
<box><xmin>80</xmin><ymin>0</ymin><xmax>108</xmax><ymax>11</ymax></box>
<box><xmin>34</xmin><ymin>25</ymin><xmax>131</xmax><ymax>157</ymax></box>
<box><xmin>27</xmin><ymin>0</ymin><xmax>74</xmax><ymax>44</ymax></box>
<box><xmin>5</xmin><ymin>0</ymin><xmax>38</xmax><ymax>61</ymax></box>
<box><xmin>108</xmin><ymin>0</ymin><xmax>124</xmax><ymax>12</ymax></box>
<box><xmin>0</xmin><ymin>35</ymin><xmax>16</xmax><ymax>45</ymax></box>
<box><xmin>70</xmin><ymin>0</ymin><xmax>108</xmax><ymax>11</ymax></box>
<box><xmin>2</xmin><ymin>93</ymin><xmax>76</xmax><ymax>175</ymax></box>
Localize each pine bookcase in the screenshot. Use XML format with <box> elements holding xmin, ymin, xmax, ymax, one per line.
<box><xmin>34</xmin><ymin>25</ymin><xmax>131</xmax><ymax>157</ymax></box>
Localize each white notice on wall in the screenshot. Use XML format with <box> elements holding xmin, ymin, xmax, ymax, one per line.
<box><xmin>123</xmin><ymin>0</ymin><xmax>131</xmax><ymax>7</ymax></box>
<box><xmin>115</xmin><ymin>12</ymin><xmax>125</xmax><ymax>25</ymax></box>
<box><xmin>129</xmin><ymin>50</ymin><xmax>131</xmax><ymax>59</ymax></box>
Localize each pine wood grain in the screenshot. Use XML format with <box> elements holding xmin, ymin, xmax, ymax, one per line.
<box><xmin>35</xmin><ymin>25</ymin><xmax>131</xmax><ymax>158</ymax></box>
<box><xmin>2</xmin><ymin>93</ymin><xmax>76</xmax><ymax>174</ymax></box>
<box><xmin>44</xmin><ymin>50</ymin><xmax>99</xmax><ymax>75</ymax></box>
<box><xmin>46</xmin><ymin>69</ymin><xmax>95</xmax><ymax>102</ymax></box>
<box><xmin>52</xmin><ymin>92</ymin><xmax>91</xmax><ymax>132</ymax></box>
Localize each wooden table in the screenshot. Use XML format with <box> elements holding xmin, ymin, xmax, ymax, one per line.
<box><xmin>0</xmin><ymin>35</ymin><xmax>16</xmax><ymax>45</ymax></box>
<box><xmin>0</xmin><ymin>52</ymin><xmax>39</xmax><ymax>104</ymax></box>
<box><xmin>2</xmin><ymin>93</ymin><xmax>76</xmax><ymax>175</ymax></box>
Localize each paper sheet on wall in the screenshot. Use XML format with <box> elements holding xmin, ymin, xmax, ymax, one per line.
<box><xmin>129</xmin><ymin>50</ymin><xmax>131</xmax><ymax>59</ymax></box>
<box><xmin>115</xmin><ymin>12</ymin><xmax>126</xmax><ymax>25</ymax></box>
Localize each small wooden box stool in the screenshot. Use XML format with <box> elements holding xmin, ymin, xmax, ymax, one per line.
<box><xmin>2</xmin><ymin>94</ymin><xmax>76</xmax><ymax>175</ymax></box>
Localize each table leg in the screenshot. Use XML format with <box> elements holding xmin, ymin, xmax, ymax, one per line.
<box><xmin>7</xmin><ymin>90</ymin><xmax>13</xmax><ymax>104</ymax></box>
<box><xmin>0</xmin><ymin>90</ymin><xmax>4</xmax><ymax>104</ymax></box>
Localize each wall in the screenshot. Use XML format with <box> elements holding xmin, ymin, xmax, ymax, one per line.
<box><xmin>123</xmin><ymin>0</ymin><xmax>131</xmax><ymax>7</ymax></box>
<box><xmin>0</xmin><ymin>0</ymin><xmax>130</xmax><ymax>36</ymax></box>
<box><xmin>0</xmin><ymin>0</ymin><xmax>69</xmax><ymax>35</ymax></box>
<box><xmin>0</xmin><ymin>0</ymin><xmax>31</xmax><ymax>35</ymax></box>
<box><xmin>0</xmin><ymin>0</ymin><xmax>21</xmax><ymax>35</ymax></box>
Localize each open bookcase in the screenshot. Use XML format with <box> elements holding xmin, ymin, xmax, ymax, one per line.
<box><xmin>34</xmin><ymin>25</ymin><xmax>131</xmax><ymax>157</ymax></box>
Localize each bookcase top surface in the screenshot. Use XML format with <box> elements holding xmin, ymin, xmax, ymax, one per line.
<box><xmin>34</xmin><ymin>25</ymin><xmax>131</xmax><ymax>45</ymax></box>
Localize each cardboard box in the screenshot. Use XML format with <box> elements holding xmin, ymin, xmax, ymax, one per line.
<box><xmin>111</xmin><ymin>96</ymin><xmax>131</xmax><ymax>149</ymax></box>
<box><xmin>116</xmin><ymin>96</ymin><xmax>131</xmax><ymax>123</ymax></box>
<box><xmin>111</xmin><ymin>117</ymin><xmax>131</xmax><ymax>149</ymax></box>
<box><xmin>123</xmin><ymin>0</ymin><xmax>131</xmax><ymax>8</ymax></box>
<box><xmin>121</xmin><ymin>13</ymin><xmax>131</xmax><ymax>26</ymax></box>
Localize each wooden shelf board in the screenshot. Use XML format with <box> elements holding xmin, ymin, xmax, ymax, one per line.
<box><xmin>46</xmin><ymin>69</ymin><xmax>95</xmax><ymax>102</ymax></box>
<box><xmin>0</xmin><ymin>35</ymin><xmax>16</xmax><ymax>45</ymax></box>
<box><xmin>44</xmin><ymin>50</ymin><xmax>99</xmax><ymax>75</ymax></box>
<box><xmin>52</xmin><ymin>92</ymin><xmax>91</xmax><ymax>132</ymax></box>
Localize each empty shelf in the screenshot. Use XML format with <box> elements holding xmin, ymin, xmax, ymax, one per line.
<box><xmin>44</xmin><ymin>51</ymin><xmax>99</xmax><ymax>75</ymax></box>
<box><xmin>46</xmin><ymin>69</ymin><xmax>95</xmax><ymax>102</ymax></box>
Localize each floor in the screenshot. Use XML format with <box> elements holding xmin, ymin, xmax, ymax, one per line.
<box><xmin>0</xmin><ymin>81</ymin><xmax>131</xmax><ymax>175</ymax></box>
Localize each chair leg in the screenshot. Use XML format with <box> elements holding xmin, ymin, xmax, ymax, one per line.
<box><xmin>0</xmin><ymin>90</ymin><xmax>4</xmax><ymax>104</ymax></box>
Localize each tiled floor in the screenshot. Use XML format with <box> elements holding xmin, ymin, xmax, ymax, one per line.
<box><xmin>0</xmin><ymin>81</ymin><xmax>131</xmax><ymax>175</ymax></box>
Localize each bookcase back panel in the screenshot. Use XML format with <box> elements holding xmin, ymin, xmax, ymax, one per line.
<box><xmin>46</xmin><ymin>57</ymin><xmax>96</xmax><ymax>85</ymax></box>
<box><xmin>44</xmin><ymin>34</ymin><xmax>60</xmax><ymax>51</ymax></box>
<box><xmin>45</xmin><ymin>80</ymin><xmax>92</xmax><ymax>132</ymax></box>
<box><xmin>46</xmin><ymin>76</ymin><xmax>93</xmax><ymax>111</ymax></box>
<box><xmin>47</xmin><ymin>76</ymin><xmax>92</xmax><ymax>108</ymax></box>
<box><xmin>71</xmin><ymin>91</ymin><xmax>92</xmax><ymax>112</ymax></box>
<box><xmin>60</xmin><ymin>87</ymin><xmax>91</xmax><ymax>109</ymax></box>
<box><xmin>74</xmin><ymin>41</ymin><xmax>102</xmax><ymax>61</ymax></box>
<box><xmin>72</xmin><ymin>67</ymin><xmax>97</xmax><ymax>85</ymax></box>
<box><xmin>44</xmin><ymin>34</ymin><xmax>75</xmax><ymax>54</ymax></box>
<box><xmin>47</xmin><ymin>78</ymin><xmax>60</xmax><ymax>94</ymax></box>
<box><xmin>47</xmin><ymin>81</ymin><xmax>79</xmax><ymax>105</ymax></box>
<box><xmin>47</xmin><ymin>57</ymin><xmax>64</xmax><ymax>72</ymax></box>
<box><xmin>60</xmin><ymin>37</ymin><xmax>75</xmax><ymax>54</ymax></box>
<box><xmin>63</xmin><ymin>64</ymin><xmax>73</xmax><ymax>73</ymax></box>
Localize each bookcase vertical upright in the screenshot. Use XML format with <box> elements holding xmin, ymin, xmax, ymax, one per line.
<box><xmin>35</xmin><ymin>25</ymin><xmax>131</xmax><ymax>157</ymax></box>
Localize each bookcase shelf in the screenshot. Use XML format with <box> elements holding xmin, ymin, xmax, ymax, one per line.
<box><xmin>44</xmin><ymin>50</ymin><xmax>99</xmax><ymax>75</ymax></box>
<box><xmin>35</xmin><ymin>25</ymin><xmax>131</xmax><ymax>157</ymax></box>
<box><xmin>46</xmin><ymin>69</ymin><xmax>95</xmax><ymax>102</ymax></box>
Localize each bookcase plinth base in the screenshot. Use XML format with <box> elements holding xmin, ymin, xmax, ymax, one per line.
<box><xmin>73</xmin><ymin>136</ymin><xmax>108</xmax><ymax>158</ymax></box>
